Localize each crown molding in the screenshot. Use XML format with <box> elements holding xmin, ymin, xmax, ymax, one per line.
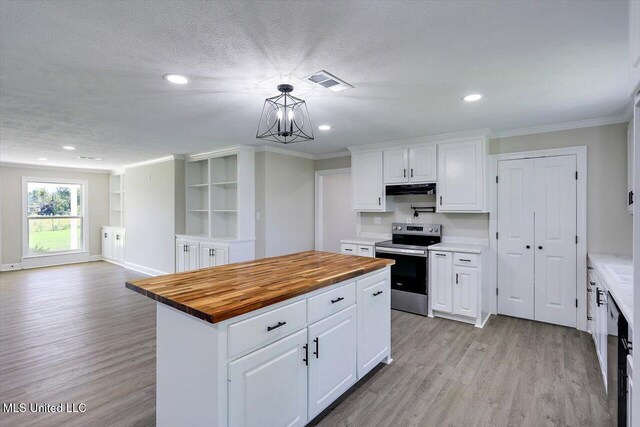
<box><xmin>187</xmin><ymin>145</ymin><xmax>255</xmax><ymax>162</ymax></box>
<box><xmin>0</xmin><ymin>162</ymin><xmax>111</xmax><ymax>174</ymax></box>
<box><xmin>348</xmin><ymin>128</ymin><xmax>492</xmax><ymax>153</ymax></box>
<box><xmin>314</xmin><ymin>150</ymin><xmax>351</xmax><ymax>160</ymax></box>
<box><xmin>494</xmin><ymin>114</ymin><xmax>629</xmax><ymax>139</ymax></box>
<box><xmin>254</xmin><ymin>144</ymin><xmax>318</xmax><ymax>160</ymax></box>
<box><xmin>123</xmin><ymin>154</ymin><xmax>184</xmax><ymax>169</ymax></box>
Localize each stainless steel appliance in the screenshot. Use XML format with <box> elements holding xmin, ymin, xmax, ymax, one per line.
<box><xmin>374</xmin><ymin>223</ymin><xmax>441</xmax><ymax>316</ymax></box>
<box><xmin>608</xmin><ymin>295</ymin><xmax>631</xmax><ymax>426</ymax></box>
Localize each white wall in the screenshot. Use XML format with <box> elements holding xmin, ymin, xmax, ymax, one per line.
<box><xmin>0</xmin><ymin>164</ymin><xmax>109</xmax><ymax>267</ymax></box>
<box><xmin>491</xmin><ymin>122</ymin><xmax>632</xmax><ymax>255</ymax></box>
<box><xmin>124</xmin><ymin>159</ymin><xmax>185</xmax><ymax>274</ymax></box>
<box><xmin>255</xmin><ymin>152</ymin><xmax>315</xmax><ymax>258</ymax></box>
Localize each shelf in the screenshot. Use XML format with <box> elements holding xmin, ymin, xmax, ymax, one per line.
<box><xmin>111</xmin><ymin>191</ymin><xmax>122</xmax><ymax>194</ymax></box>
<box><xmin>188</xmin><ymin>209</ymin><xmax>209</xmax><ymax>213</ymax></box>
<box><xmin>188</xmin><ymin>183</ymin><xmax>209</xmax><ymax>188</ymax></box>
<box><xmin>211</xmin><ymin>209</ymin><xmax>237</xmax><ymax>213</ymax></box>
<box><xmin>210</xmin><ymin>181</ymin><xmax>237</xmax><ymax>186</ymax></box>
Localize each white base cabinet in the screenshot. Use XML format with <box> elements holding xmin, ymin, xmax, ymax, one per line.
<box><xmin>101</xmin><ymin>226</ymin><xmax>125</xmax><ymax>264</ymax></box>
<box><xmin>175</xmin><ymin>234</ymin><xmax>254</xmax><ymax>273</ymax></box>
<box><xmin>156</xmin><ymin>268</ymin><xmax>391</xmax><ymax>427</ymax></box>
<box><xmin>340</xmin><ymin>243</ymin><xmax>375</xmax><ymax>257</ymax></box>
<box><xmin>428</xmin><ymin>248</ymin><xmax>489</xmax><ymax>327</ymax></box>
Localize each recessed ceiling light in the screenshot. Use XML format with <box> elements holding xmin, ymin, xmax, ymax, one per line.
<box><xmin>62</xmin><ymin>145</ymin><xmax>76</xmax><ymax>150</ymax></box>
<box><xmin>163</xmin><ymin>74</ymin><xmax>190</xmax><ymax>85</ymax></box>
<box><xmin>37</xmin><ymin>157</ymin><xmax>47</xmax><ymax>161</ymax></box>
<box><xmin>318</xmin><ymin>125</ymin><xmax>331</xmax><ymax>131</ymax></box>
<box><xmin>462</xmin><ymin>93</ymin><xmax>483</xmax><ymax>102</ymax></box>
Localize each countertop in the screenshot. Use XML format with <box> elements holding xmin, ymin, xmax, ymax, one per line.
<box><xmin>126</xmin><ymin>250</ymin><xmax>394</xmax><ymax>324</ymax></box>
<box><xmin>427</xmin><ymin>242</ymin><xmax>487</xmax><ymax>254</ymax></box>
<box><xmin>588</xmin><ymin>253</ymin><xmax>633</xmax><ymax>326</ymax></box>
<box><xmin>340</xmin><ymin>237</ymin><xmax>388</xmax><ymax>245</ymax></box>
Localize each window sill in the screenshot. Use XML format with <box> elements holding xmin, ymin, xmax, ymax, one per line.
<box><xmin>22</xmin><ymin>251</ymin><xmax>90</xmax><ymax>269</ymax></box>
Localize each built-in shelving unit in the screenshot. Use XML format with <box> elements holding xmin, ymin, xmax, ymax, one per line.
<box><xmin>109</xmin><ymin>173</ymin><xmax>125</xmax><ymax>227</ymax></box>
<box><xmin>184</xmin><ymin>146</ymin><xmax>255</xmax><ymax>241</ymax></box>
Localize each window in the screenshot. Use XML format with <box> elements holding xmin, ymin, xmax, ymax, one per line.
<box><xmin>23</xmin><ymin>178</ymin><xmax>88</xmax><ymax>256</ymax></box>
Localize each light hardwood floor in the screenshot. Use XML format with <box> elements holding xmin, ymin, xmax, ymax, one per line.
<box><xmin>1</xmin><ymin>262</ymin><xmax>610</xmax><ymax>426</ymax></box>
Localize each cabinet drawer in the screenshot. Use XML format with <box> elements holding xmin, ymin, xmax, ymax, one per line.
<box><xmin>228</xmin><ymin>300</ymin><xmax>307</xmax><ymax>359</ymax></box>
<box><xmin>357</xmin><ymin>245</ymin><xmax>374</xmax><ymax>257</ymax></box>
<box><xmin>308</xmin><ymin>282</ymin><xmax>356</xmax><ymax>324</ymax></box>
<box><xmin>453</xmin><ymin>253</ymin><xmax>478</xmax><ymax>267</ymax></box>
<box><xmin>341</xmin><ymin>244</ymin><xmax>357</xmax><ymax>255</ymax></box>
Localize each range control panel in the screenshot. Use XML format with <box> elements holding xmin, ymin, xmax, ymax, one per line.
<box><xmin>391</xmin><ymin>223</ymin><xmax>441</xmax><ymax>236</ymax></box>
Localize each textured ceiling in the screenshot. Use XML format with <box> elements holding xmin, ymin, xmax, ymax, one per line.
<box><xmin>0</xmin><ymin>0</ymin><xmax>630</xmax><ymax>169</ymax></box>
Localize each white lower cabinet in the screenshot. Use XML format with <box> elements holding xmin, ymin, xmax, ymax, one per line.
<box><xmin>357</xmin><ymin>271</ymin><xmax>391</xmax><ymax>378</ymax></box>
<box><xmin>228</xmin><ymin>329</ymin><xmax>308</xmax><ymax>427</ymax></box>
<box><xmin>176</xmin><ymin>241</ymin><xmax>198</xmax><ymax>273</ymax></box>
<box><xmin>429</xmin><ymin>248</ymin><xmax>488</xmax><ymax>327</ymax></box>
<box><xmin>175</xmin><ymin>235</ymin><xmax>252</xmax><ymax>273</ymax></box>
<box><xmin>340</xmin><ymin>243</ymin><xmax>375</xmax><ymax>258</ymax></box>
<box><xmin>200</xmin><ymin>244</ymin><xmax>226</xmax><ymax>268</ymax></box>
<box><xmin>101</xmin><ymin>226</ymin><xmax>125</xmax><ymax>263</ymax></box>
<box><xmin>307</xmin><ymin>305</ymin><xmax>357</xmax><ymax>419</ymax></box>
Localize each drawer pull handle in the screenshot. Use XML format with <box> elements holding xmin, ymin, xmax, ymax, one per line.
<box><xmin>303</xmin><ymin>344</ymin><xmax>308</xmax><ymax>366</ymax></box>
<box><xmin>267</xmin><ymin>321</ymin><xmax>287</xmax><ymax>331</ymax></box>
<box><xmin>373</xmin><ymin>290</ymin><xmax>383</xmax><ymax>297</ymax></box>
<box><xmin>314</xmin><ymin>337</ymin><xmax>319</xmax><ymax>359</ymax></box>
<box><xmin>435</xmin><ymin>253</ymin><xmax>446</xmax><ymax>257</ymax></box>
<box><xmin>331</xmin><ymin>297</ymin><xmax>344</xmax><ymax>304</ymax></box>
<box><xmin>459</xmin><ymin>259</ymin><xmax>471</xmax><ymax>262</ymax></box>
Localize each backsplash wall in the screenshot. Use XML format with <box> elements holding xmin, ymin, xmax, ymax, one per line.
<box><xmin>358</xmin><ymin>194</ymin><xmax>489</xmax><ymax>238</ymax></box>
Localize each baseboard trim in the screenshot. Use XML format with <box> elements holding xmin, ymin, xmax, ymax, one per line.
<box><xmin>1</xmin><ymin>263</ymin><xmax>23</xmax><ymax>271</ymax></box>
<box><xmin>89</xmin><ymin>255</ymin><xmax>103</xmax><ymax>262</ymax></box>
<box><xmin>21</xmin><ymin>252</ymin><xmax>90</xmax><ymax>269</ymax></box>
<box><xmin>123</xmin><ymin>261</ymin><xmax>169</xmax><ymax>277</ymax></box>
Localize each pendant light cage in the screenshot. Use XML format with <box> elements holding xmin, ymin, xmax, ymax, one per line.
<box><xmin>256</xmin><ymin>84</ymin><xmax>314</xmax><ymax>144</ymax></box>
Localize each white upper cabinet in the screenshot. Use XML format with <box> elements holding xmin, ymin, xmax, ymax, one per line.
<box><xmin>630</xmin><ymin>0</ymin><xmax>640</xmax><ymax>89</ymax></box>
<box><xmin>383</xmin><ymin>148</ymin><xmax>409</xmax><ymax>184</ymax></box>
<box><xmin>384</xmin><ymin>145</ymin><xmax>437</xmax><ymax>185</ymax></box>
<box><xmin>409</xmin><ymin>145</ymin><xmax>437</xmax><ymax>183</ymax></box>
<box><xmin>437</xmin><ymin>137</ymin><xmax>487</xmax><ymax>212</ymax></box>
<box><xmin>352</xmin><ymin>151</ymin><xmax>390</xmax><ymax>211</ymax></box>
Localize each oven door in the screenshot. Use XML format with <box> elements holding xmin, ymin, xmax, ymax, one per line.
<box><xmin>375</xmin><ymin>247</ymin><xmax>427</xmax><ymax>295</ymax></box>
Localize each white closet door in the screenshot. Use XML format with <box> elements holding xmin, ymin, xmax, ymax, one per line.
<box><xmin>534</xmin><ymin>155</ymin><xmax>577</xmax><ymax>327</ymax></box>
<box><xmin>497</xmin><ymin>159</ymin><xmax>535</xmax><ymax>320</ymax></box>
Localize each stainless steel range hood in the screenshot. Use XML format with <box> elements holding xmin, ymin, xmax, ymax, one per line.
<box><xmin>385</xmin><ymin>183</ymin><xmax>436</xmax><ymax>196</ymax></box>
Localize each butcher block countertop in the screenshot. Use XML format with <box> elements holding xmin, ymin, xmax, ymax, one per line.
<box><xmin>126</xmin><ymin>250</ymin><xmax>394</xmax><ymax>324</ymax></box>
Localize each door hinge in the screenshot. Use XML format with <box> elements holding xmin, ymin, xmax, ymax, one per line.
<box><xmin>496</xmin><ymin>288</ymin><xmax>499</xmax><ymax>296</ymax></box>
<box><xmin>496</xmin><ymin>232</ymin><xmax>499</xmax><ymax>240</ymax></box>
<box><xmin>575</xmin><ymin>171</ymin><xmax>578</xmax><ymax>180</ymax></box>
<box><xmin>496</xmin><ymin>175</ymin><xmax>499</xmax><ymax>184</ymax></box>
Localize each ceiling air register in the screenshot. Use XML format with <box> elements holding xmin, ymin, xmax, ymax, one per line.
<box><xmin>256</xmin><ymin>84</ymin><xmax>314</xmax><ymax>144</ymax></box>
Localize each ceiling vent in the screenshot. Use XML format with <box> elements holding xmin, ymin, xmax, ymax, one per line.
<box><xmin>305</xmin><ymin>70</ymin><xmax>354</xmax><ymax>92</ymax></box>
<box><xmin>78</xmin><ymin>156</ymin><xmax>102</xmax><ymax>161</ymax></box>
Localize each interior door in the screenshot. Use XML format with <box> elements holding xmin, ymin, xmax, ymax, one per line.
<box><xmin>307</xmin><ymin>306</ymin><xmax>357</xmax><ymax>420</ymax></box>
<box><xmin>384</xmin><ymin>148</ymin><xmax>408</xmax><ymax>184</ymax></box>
<box><xmin>497</xmin><ymin>159</ymin><xmax>535</xmax><ymax>320</ymax></box>
<box><xmin>534</xmin><ymin>155</ymin><xmax>577</xmax><ymax>327</ymax></box>
<box><xmin>228</xmin><ymin>329</ymin><xmax>308</xmax><ymax>427</ymax></box>
<box><xmin>409</xmin><ymin>145</ymin><xmax>437</xmax><ymax>182</ymax></box>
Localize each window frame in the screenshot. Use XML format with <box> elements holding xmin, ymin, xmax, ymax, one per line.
<box><xmin>22</xmin><ymin>177</ymin><xmax>89</xmax><ymax>258</ymax></box>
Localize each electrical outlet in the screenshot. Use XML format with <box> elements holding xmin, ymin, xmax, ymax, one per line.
<box><xmin>373</xmin><ymin>216</ymin><xmax>381</xmax><ymax>225</ymax></box>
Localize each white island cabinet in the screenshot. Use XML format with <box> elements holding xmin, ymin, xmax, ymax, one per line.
<box><xmin>127</xmin><ymin>252</ymin><xmax>392</xmax><ymax>427</ymax></box>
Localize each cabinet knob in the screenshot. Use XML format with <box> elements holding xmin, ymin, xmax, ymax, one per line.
<box><xmin>538</xmin><ymin>246</ymin><xmax>543</xmax><ymax>250</ymax></box>
<box><xmin>525</xmin><ymin>245</ymin><xmax>530</xmax><ymax>249</ymax></box>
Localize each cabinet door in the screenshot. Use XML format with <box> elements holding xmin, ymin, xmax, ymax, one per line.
<box><xmin>437</xmin><ymin>139</ymin><xmax>485</xmax><ymax>212</ymax></box>
<box><xmin>176</xmin><ymin>242</ymin><xmax>187</xmax><ymax>273</ymax></box>
<box><xmin>228</xmin><ymin>329</ymin><xmax>308</xmax><ymax>427</ymax></box>
<box><xmin>452</xmin><ymin>265</ymin><xmax>478</xmax><ymax>318</ymax></box>
<box><xmin>628</xmin><ymin>122</ymin><xmax>634</xmax><ymax>214</ymax></box>
<box><xmin>114</xmin><ymin>232</ymin><xmax>124</xmax><ymax>261</ymax></box>
<box><xmin>430</xmin><ymin>251</ymin><xmax>452</xmax><ymax>313</ymax></box>
<box><xmin>383</xmin><ymin>148</ymin><xmax>408</xmax><ymax>184</ymax></box>
<box><xmin>357</xmin><ymin>271</ymin><xmax>390</xmax><ymax>378</ymax></box>
<box><xmin>341</xmin><ymin>243</ymin><xmax>357</xmax><ymax>255</ymax></box>
<box><xmin>409</xmin><ymin>145</ymin><xmax>437</xmax><ymax>182</ymax></box>
<box><xmin>214</xmin><ymin>248</ymin><xmax>226</xmax><ymax>266</ymax></box>
<box><xmin>352</xmin><ymin>152</ymin><xmax>386</xmax><ymax>211</ymax></box>
<box><xmin>200</xmin><ymin>245</ymin><xmax>215</xmax><ymax>268</ymax></box>
<box><xmin>356</xmin><ymin>245</ymin><xmax>373</xmax><ymax>257</ymax></box>
<box><xmin>187</xmin><ymin>243</ymin><xmax>199</xmax><ymax>271</ymax></box>
<box><xmin>102</xmin><ymin>229</ymin><xmax>113</xmax><ymax>260</ymax></box>
<box><xmin>308</xmin><ymin>305</ymin><xmax>357</xmax><ymax>419</ymax></box>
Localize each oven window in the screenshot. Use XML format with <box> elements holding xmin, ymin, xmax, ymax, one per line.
<box><xmin>376</xmin><ymin>252</ymin><xmax>427</xmax><ymax>294</ymax></box>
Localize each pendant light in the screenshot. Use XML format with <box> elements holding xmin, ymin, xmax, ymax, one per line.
<box><xmin>256</xmin><ymin>84</ymin><xmax>314</xmax><ymax>144</ymax></box>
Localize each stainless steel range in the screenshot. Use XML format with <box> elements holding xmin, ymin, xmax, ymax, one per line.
<box><xmin>375</xmin><ymin>223</ymin><xmax>442</xmax><ymax>316</ymax></box>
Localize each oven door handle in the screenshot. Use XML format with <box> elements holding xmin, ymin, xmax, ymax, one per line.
<box><xmin>375</xmin><ymin>247</ymin><xmax>427</xmax><ymax>256</ymax></box>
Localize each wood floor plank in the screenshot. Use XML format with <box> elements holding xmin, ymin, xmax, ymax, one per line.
<box><xmin>1</xmin><ymin>262</ymin><xmax>611</xmax><ymax>427</ymax></box>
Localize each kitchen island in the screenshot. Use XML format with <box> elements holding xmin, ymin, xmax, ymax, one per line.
<box><xmin>126</xmin><ymin>250</ymin><xmax>394</xmax><ymax>427</ymax></box>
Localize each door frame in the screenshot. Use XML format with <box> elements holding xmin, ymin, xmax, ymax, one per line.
<box><xmin>314</xmin><ymin>168</ymin><xmax>352</xmax><ymax>251</ymax></box>
<box><xmin>488</xmin><ymin>146</ymin><xmax>587</xmax><ymax>331</ymax></box>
